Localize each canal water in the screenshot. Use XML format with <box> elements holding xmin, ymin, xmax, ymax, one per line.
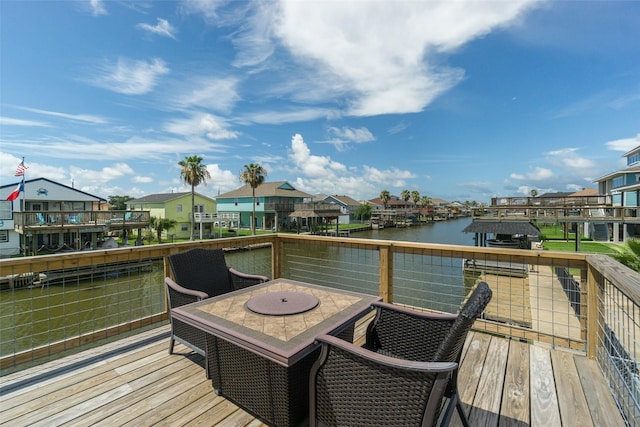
<box><xmin>1</xmin><ymin>218</ymin><xmax>476</xmax><ymax>361</ymax></box>
<box><xmin>354</xmin><ymin>217</ymin><xmax>474</xmax><ymax>245</ymax></box>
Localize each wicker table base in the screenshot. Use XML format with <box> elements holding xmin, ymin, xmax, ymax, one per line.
<box><xmin>207</xmin><ymin>334</ymin><xmax>319</xmax><ymax>427</ymax></box>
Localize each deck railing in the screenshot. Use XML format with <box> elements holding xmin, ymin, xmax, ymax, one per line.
<box><xmin>0</xmin><ymin>234</ymin><xmax>638</xmax><ymax>424</ymax></box>
<box><xmin>13</xmin><ymin>210</ymin><xmax>151</xmax><ymax>230</ymax></box>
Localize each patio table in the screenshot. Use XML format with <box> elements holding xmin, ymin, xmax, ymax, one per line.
<box><xmin>171</xmin><ymin>278</ymin><xmax>381</xmax><ymax>427</ymax></box>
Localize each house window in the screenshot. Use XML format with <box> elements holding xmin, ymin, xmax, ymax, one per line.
<box><xmin>612</xmin><ymin>176</ymin><xmax>624</xmax><ymax>189</ymax></box>
<box><xmin>0</xmin><ymin>230</ymin><xmax>7</xmax><ymax>242</ymax></box>
<box><xmin>176</xmin><ymin>204</ymin><xmax>183</xmax><ymax>213</ymax></box>
<box><xmin>194</xmin><ymin>205</ymin><xmax>204</xmax><ymax>213</ymax></box>
<box><xmin>181</xmin><ymin>224</ymin><xmax>188</xmax><ymax>231</ymax></box>
<box><xmin>0</xmin><ymin>201</ymin><xmax>12</xmax><ymax>220</ymax></box>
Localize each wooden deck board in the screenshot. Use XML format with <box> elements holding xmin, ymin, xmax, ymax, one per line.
<box><xmin>573</xmin><ymin>356</ymin><xmax>626</xmax><ymax>427</ymax></box>
<box><xmin>500</xmin><ymin>339</ymin><xmax>530</xmax><ymax>426</ymax></box>
<box><xmin>551</xmin><ymin>349</ymin><xmax>594</xmax><ymax>427</ymax></box>
<box><xmin>0</xmin><ymin>327</ymin><xmax>626</xmax><ymax>427</ymax></box>
<box><xmin>468</xmin><ymin>336</ymin><xmax>509</xmax><ymax>427</ymax></box>
<box><xmin>530</xmin><ymin>345</ymin><xmax>561</xmax><ymax>427</ymax></box>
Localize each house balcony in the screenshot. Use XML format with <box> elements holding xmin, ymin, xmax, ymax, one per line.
<box><xmin>0</xmin><ymin>235</ymin><xmax>638</xmax><ymax>425</ymax></box>
<box><xmin>12</xmin><ymin>210</ymin><xmax>151</xmax><ymax>233</ymax></box>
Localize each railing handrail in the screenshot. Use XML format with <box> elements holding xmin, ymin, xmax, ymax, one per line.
<box><xmin>2</xmin><ymin>233</ymin><xmax>637</xmax><ymax>424</ymax></box>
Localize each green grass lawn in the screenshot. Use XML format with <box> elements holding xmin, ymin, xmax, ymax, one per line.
<box><xmin>542</xmin><ymin>240</ymin><xmax>622</xmax><ymax>254</ymax></box>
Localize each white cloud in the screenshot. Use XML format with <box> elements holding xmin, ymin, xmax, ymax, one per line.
<box><xmin>132</xmin><ymin>176</ymin><xmax>154</xmax><ymax>184</ymax></box>
<box><xmin>243</xmin><ymin>108</ymin><xmax>339</xmax><ymax>125</ymax></box>
<box><xmin>70</xmin><ymin>163</ymin><xmax>134</xmax><ymax>183</ymax></box>
<box><xmin>329</xmin><ymin>126</ymin><xmax>375</xmax><ymax>143</ymax></box>
<box><xmin>172</xmin><ymin>77</ymin><xmax>240</xmax><ymax>113</ymax></box>
<box><xmin>289</xmin><ymin>133</ymin><xmax>347</xmax><ymax>178</ymax></box>
<box><xmin>2</xmin><ymin>134</ymin><xmax>229</xmax><ymax>161</ymax></box>
<box><xmin>272</xmin><ymin>1</ymin><xmax>536</xmax><ymax>116</ymax></box>
<box><xmin>137</xmin><ymin>18</ymin><xmax>177</xmax><ymax>39</ymax></box>
<box><xmin>164</xmin><ymin>113</ymin><xmax>239</xmax><ymax>140</ymax></box>
<box><xmin>606</xmin><ymin>134</ymin><xmax>640</xmax><ymax>152</ymax></box>
<box><xmin>206</xmin><ymin>164</ymin><xmax>238</xmax><ymax>194</ymax></box>
<box><xmin>545</xmin><ymin>147</ymin><xmax>595</xmax><ymax>170</ymax></box>
<box><xmin>16</xmin><ymin>106</ymin><xmax>108</xmax><ymax>124</ymax></box>
<box><xmin>287</xmin><ymin>134</ymin><xmax>415</xmax><ymax>199</ymax></box>
<box><xmin>326</xmin><ymin>126</ymin><xmax>375</xmax><ymax>151</ymax></box>
<box><xmin>362</xmin><ymin>165</ymin><xmax>416</xmax><ymax>187</ymax></box>
<box><xmin>90</xmin><ymin>57</ymin><xmax>169</xmax><ymax>95</ymax></box>
<box><xmin>180</xmin><ymin>0</ymin><xmax>228</xmax><ymax>23</ymax></box>
<box><xmin>510</xmin><ymin>167</ymin><xmax>554</xmax><ymax>182</ymax></box>
<box><xmin>0</xmin><ymin>117</ymin><xmax>49</xmax><ymax>127</ymax></box>
<box><xmin>88</xmin><ymin>0</ymin><xmax>107</xmax><ymax>16</ymax></box>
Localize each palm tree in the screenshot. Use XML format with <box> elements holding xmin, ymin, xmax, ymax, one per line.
<box><xmin>240</xmin><ymin>163</ymin><xmax>267</xmax><ymax>235</ymax></box>
<box><xmin>411</xmin><ymin>190</ymin><xmax>420</xmax><ymax>206</ymax></box>
<box><xmin>379</xmin><ymin>190</ymin><xmax>390</xmax><ymax>209</ymax></box>
<box><xmin>400</xmin><ymin>190</ymin><xmax>411</xmax><ymax>207</ymax></box>
<box><xmin>178</xmin><ymin>155</ymin><xmax>211</xmax><ymax>241</ymax></box>
<box><xmin>150</xmin><ymin>216</ymin><xmax>177</xmax><ymax>243</ymax></box>
<box><xmin>613</xmin><ymin>239</ymin><xmax>640</xmax><ymax>272</ymax></box>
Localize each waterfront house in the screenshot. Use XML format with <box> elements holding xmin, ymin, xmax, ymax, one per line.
<box><xmin>127</xmin><ymin>192</ymin><xmax>216</xmax><ymax>240</ymax></box>
<box><xmin>0</xmin><ymin>177</ymin><xmax>112</xmax><ymax>257</ymax></box>
<box><xmin>216</xmin><ymin>181</ymin><xmax>311</xmax><ymax>231</ymax></box>
<box><xmin>322</xmin><ymin>194</ymin><xmax>362</xmax><ymax>224</ymax></box>
<box><xmin>594</xmin><ymin>145</ymin><xmax>640</xmax><ymax>241</ymax></box>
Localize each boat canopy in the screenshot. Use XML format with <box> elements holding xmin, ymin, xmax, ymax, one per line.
<box><xmin>462</xmin><ymin>220</ymin><xmax>541</xmax><ymax>236</ymax></box>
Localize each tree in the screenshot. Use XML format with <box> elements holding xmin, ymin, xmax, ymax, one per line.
<box><xmin>178</xmin><ymin>155</ymin><xmax>211</xmax><ymax>241</ymax></box>
<box><xmin>411</xmin><ymin>190</ymin><xmax>420</xmax><ymax>206</ymax></box>
<box><xmin>150</xmin><ymin>216</ymin><xmax>177</xmax><ymax>243</ymax></box>
<box><xmin>354</xmin><ymin>203</ymin><xmax>372</xmax><ymax>222</ymax></box>
<box><xmin>380</xmin><ymin>190</ymin><xmax>390</xmax><ymax>209</ymax></box>
<box><xmin>108</xmin><ymin>195</ymin><xmax>133</xmax><ymax>210</ymax></box>
<box><xmin>420</xmin><ymin>196</ymin><xmax>432</xmax><ymax>207</ymax></box>
<box><xmin>400</xmin><ymin>190</ymin><xmax>410</xmax><ymax>206</ymax></box>
<box><xmin>612</xmin><ymin>239</ymin><xmax>640</xmax><ymax>272</ymax></box>
<box><xmin>239</xmin><ymin>163</ymin><xmax>268</xmax><ymax>235</ymax></box>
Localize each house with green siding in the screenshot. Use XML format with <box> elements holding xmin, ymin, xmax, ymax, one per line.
<box><xmin>216</xmin><ymin>182</ymin><xmax>311</xmax><ymax>231</ymax></box>
<box><xmin>127</xmin><ymin>192</ymin><xmax>217</xmax><ymax>240</ymax></box>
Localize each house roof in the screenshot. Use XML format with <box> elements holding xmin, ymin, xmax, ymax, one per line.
<box><xmin>569</xmin><ymin>188</ymin><xmax>599</xmax><ymax>197</ymax></box>
<box><xmin>0</xmin><ymin>177</ymin><xmax>106</xmax><ymax>201</ymax></box>
<box><xmin>217</xmin><ymin>181</ymin><xmax>311</xmax><ymax>199</ymax></box>
<box><xmin>327</xmin><ymin>195</ymin><xmax>361</xmax><ymax>206</ymax></box>
<box><xmin>593</xmin><ymin>164</ymin><xmax>640</xmax><ymax>182</ymax></box>
<box><xmin>129</xmin><ymin>192</ymin><xmax>215</xmax><ymax>203</ymax></box>
<box><xmin>462</xmin><ymin>220</ymin><xmax>541</xmax><ymax>236</ymax></box>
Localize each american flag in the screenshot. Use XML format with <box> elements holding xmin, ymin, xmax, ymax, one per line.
<box><xmin>15</xmin><ymin>160</ymin><xmax>28</xmax><ymax>176</ymax></box>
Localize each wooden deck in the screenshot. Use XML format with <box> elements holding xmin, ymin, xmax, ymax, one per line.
<box><xmin>0</xmin><ymin>325</ymin><xmax>625</xmax><ymax>427</ymax></box>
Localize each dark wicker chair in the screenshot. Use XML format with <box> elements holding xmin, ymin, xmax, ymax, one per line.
<box><xmin>363</xmin><ymin>281</ymin><xmax>493</xmax><ymax>427</ymax></box>
<box><xmin>166</xmin><ymin>248</ymin><xmax>269</xmax><ymax>356</ymax></box>
<box><xmin>309</xmin><ymin>334</ymin><xmax>458</xmax><ymax>427</ymax></box>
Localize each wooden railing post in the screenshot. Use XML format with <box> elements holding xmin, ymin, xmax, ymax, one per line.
<box><xmin>379</xmin><ymin>245</ymin><xmax>393</xmax><ymax>303</ymax></box>
<box><xmin>272</xmin><ymin>235</ymin><xmax>282</xmax><ymax>279</ymax></box>
<box><xmin>586</xmin><ymin>262</ymin><xmax>604</xmax><ymax>359</ymax></box>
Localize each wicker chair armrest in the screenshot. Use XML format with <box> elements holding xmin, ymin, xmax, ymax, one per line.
<box><xmin>228</xmin><ymin>268</ymin><xmax>269</xmax><ymax>290</ymax></box>
<box><xmin>371</xmin><ymin>301</ymin><xmax>458</xmax><ymax>321</ymax></box>
<box><xmin>165</xmin><ymin>277</ymin><xmax>209</xmax><ymax>300</ymax></box>
<box><xmin>316</xmin><ymin>335</ymin><xmax>457</xmax><ymax>373</ymax></box>
<box><xmin>228</xmin><ymin>268</ymin><xmax>269</xmax><ymax>282</ymax></box>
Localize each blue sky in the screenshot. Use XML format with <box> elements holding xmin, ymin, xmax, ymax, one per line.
<box><xmin>1</xmin><ymin>1</ymin><xmax>639</xmax><ymax>203</ymax></box>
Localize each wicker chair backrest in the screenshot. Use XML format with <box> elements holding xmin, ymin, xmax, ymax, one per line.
<box><xmin>432</xmin><ymin>281</ymin><xmax>492</xmax><ymax>363</ymax></box>
<box><xmin>168</xmin><ymin>248</ymin><xmax>233</xmax><ymax>297</ymax></box>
